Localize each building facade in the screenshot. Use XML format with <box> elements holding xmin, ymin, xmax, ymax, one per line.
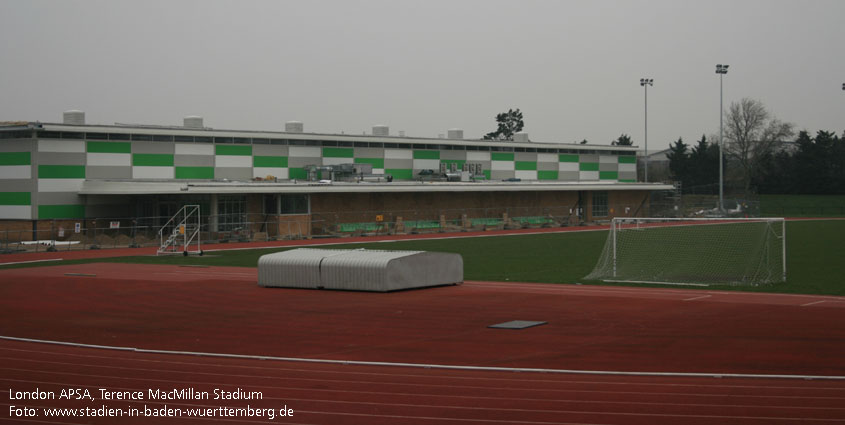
<box><xmin>0</xmin><ymin>117</ymin><xmax>670</xmax><ymax>241</ymax></box>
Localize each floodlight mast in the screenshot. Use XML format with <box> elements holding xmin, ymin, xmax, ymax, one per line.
<box><xmin>716</xmin><ymin>64</ymin><xmax>729</xmax><ymax>213</ymax></box>
<box><xmin>640</xmin><ymin>78</ymin><xmax>653</xmax><ymax>182</ymax></box>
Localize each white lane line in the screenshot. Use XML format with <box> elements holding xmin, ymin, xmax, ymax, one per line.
<box><xmin>2</xmin><ymin>335</ymin><xmax>844</xmax><ymax>381</ymax></box>
<box><xmin>684</xmin><ymin>295</ymin><xmax>712</xmax><ymax>302</ymax></box>
<box><xmin>802</xmin><ymin>300</ymin><xmax>827</xmax><ymax>307</ymax></box>
<box><xmin>6</xmin><ymin>347</ymin><xmax>845</xmax><ymax>392</ymax></box>
<box><xmin>0</xmin><ymin>258</ymin><xmax>63</xmax><ymax>266</ymax></box>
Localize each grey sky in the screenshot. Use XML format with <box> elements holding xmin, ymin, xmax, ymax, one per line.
<box><xmin>1</xmin><ymin>0</ymin><xmax>843</xmax><ymax>150</ymax></box>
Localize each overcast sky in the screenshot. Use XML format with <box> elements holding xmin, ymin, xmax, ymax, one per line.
<box><xmin>1</xmin><ymin>0</ymin><xmax>843</xmax><ymax>150</ymax></box>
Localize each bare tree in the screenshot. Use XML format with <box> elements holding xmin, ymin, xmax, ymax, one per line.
<box><xmin>723</xmin><ymin>98</ymin><xmax>793</xmax><ymax>194</ymax></box>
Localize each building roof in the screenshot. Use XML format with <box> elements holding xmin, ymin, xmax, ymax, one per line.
<box><xmin>2</xmin><ymin>121</ymin><xmax>639</xmax><ymax>153</ymax></box>
<box><xmin>80</xmin><ymin>179</ymin><xmax>673</xmax><ymax>195</ymax></box>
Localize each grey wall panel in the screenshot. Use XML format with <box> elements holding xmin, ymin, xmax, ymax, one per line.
<box><xmin>440</xmin><ymin>150</ymin><xmax>467</xmax><ymax>160</ymax></box>
<box><xmin>37</xmin><ymin>192</ymin><xmax>83</xmax><ymax>205</ymax></box>
<box><xmin>287</xmin><ymin>157</ymin><xmax>321</xmax><ymax>168</ymax></box>
<box><xmin>579</xmin><ymin>154</ymin><xmax>599</xmax><ymax>163</ymax></box>
<box><xmin>131</xmin><ymin>141</ymin><xmax>175</xmax><ymax>154</ymax></box>
<box><xmin>353</xmin><ymin>147</ymin><xmax>384</xmax><ymax>158</ymax></box>
<box><xmin>37</xmin><ymin>152</ymin><xmax>86</xmax><ymax>165</ymax></box>
<box><xmin>0</xmin><ymin>179</ymin><xmax>36</xmax><ymax>192</ymax></box>
<box><xmin>253</xmin><ymin>144</ymin><xmax>289</xmax><ymax>156</ymax></box>
<box><xmin>384</xmin><ymin>159</ymin><xmax>413</xmax><ymax>169</ymax></box>
<box><xmin>174</xmin><ymin>154</ymin><xmax>214</xmax><ymax>167</ymax></box>
<box><xmin>515</xmin><ymin>152</ymin><xmax>537</xmax><ymax>161</ymax></box>
<box><xmin>490</xmin><ymin>170</ymin><xmax>515</xmax><ymax>180</ymax></box>
<box><xmin>559</xmin><ymin>171</ymin><xmax>580</xmax><ymax>181</ymax></box>
<box><xmin>86</xmin><ymin>166</ymin><xmax>131</xmax><ymax>179</ymax></box>
<box><xmin>0</xmin><ymin>140</ymin><xmax>35</xmax><ymax>152</ymax></box>
<box><xmin>537</xmin><ymin>162</ymin><xmax>558</xmax><ymax>171</ymax></box>
<box><xmin>215</xmin><ymin>167</ymin><xmax>252</xmax><ymax>180</ymax></box>
<box><xmin>599</xmin><ymin>162</ymin><xmax>619</xmax><ymax>172</ymax></box>
<box><xmin>618</xmin><ymin>171</ymin><xmax>637</xmax><ymax>180</ymax></box>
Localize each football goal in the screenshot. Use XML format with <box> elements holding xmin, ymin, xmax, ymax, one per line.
<box><xmin>584</xmin><ymin>217</ymin><xmax>786</xmax><ymax>286</ymax></box>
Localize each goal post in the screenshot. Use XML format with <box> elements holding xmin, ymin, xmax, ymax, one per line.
<box><xmin>584</xmin><ymin>217</ymin><xmax>786</xmax><ymax>286</ymax></box>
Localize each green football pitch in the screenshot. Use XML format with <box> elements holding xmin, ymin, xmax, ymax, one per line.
<box><xmin>4</xmin><ymin>219</ymin><xmax>845</xmax><ymax>296</ymax></box>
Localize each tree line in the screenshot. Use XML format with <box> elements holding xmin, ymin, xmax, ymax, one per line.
<box><xmin>667</xmin><ymin>98</ymin><xmax>844</xmax><ymax>195</ymax></box>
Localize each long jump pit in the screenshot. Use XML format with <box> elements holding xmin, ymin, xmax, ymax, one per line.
<box><xmin>2</xmin><ymin>261</ymin><xmax>845</xmax><ymax>424</ymax></box>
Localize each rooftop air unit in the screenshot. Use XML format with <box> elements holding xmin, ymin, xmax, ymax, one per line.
<box><xmin>183</xmin><ymin>115</ymin><xmax>204</xmax><ymax>129</ymax></box>
<box><xmin>63</xmin><ymin>110</ymin><xmax>85</xmax><ymax>125</ymax></box>
<box><xmin>285</xmin><ymin>121</ymin><xmax>304</xmax><ymax>133</ymax></box>
<box><xmin>513</xmin><ymin>132</ymin><xmax>529</xmax><ymax>143</ymax></box>
<box><xmin>447</xmin><ymin>128</ymin><xmax>464</xmax><ymax>139</ymax></box>
<box><xmin>372</xmin><ymin>125</ymin><xmax>389</xmax><ymax>136</ymax></box>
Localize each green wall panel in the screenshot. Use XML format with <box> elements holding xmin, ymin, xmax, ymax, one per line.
<box><xmin>288</xmin><ymin>168</ymin><xmax>308</xmax><ymax>180</ymax></box>
<box><xmin>599</xmin><ymin>171</ymin><xmax>619</xmax><ymax>180</ymax></box>
<box><xmin>413</xmin><ymin>150</ymin><xmax>440</xmax><ymax>160</ymax></box>
<box><xmin>386</xmin><ymin>168</ymin><xmax>413</xmax><ymax>180</ymax></box>
<box><xmin>620</xmin><ymin>179</ymin><xmax>637</xmax><ymax>183</ymax></box>
<box><xmin>537</xmin><ymin>170</ymin><xmax>559</xmax><ymax>180</ymax></box>
<box><xmin>254</xmin><ymin>156</ymin><xmax>288</xmax><ymax>168</ymax></box>
<box><xmin>38</xmin><ymin>204</ymin><xmax>85</xmax><ymax>219</ymax></box>
<box><xmin>174</xmin><ymin>166</ymin><xmax>214</xmax><ymax>179</ymax></box>
<box><xmin>618</xmin><ymin>155</ymin><xmax>637</xmax><ymax>164</ymax></box>
<box><xmin>215</xmin><ymin>145</ymin><xmax>252</xmax><ymax>156</ymax></box>
<box><xmin>0</xmin><ymin>152</ymin><xmax>31</xmax><ymax>165</ymax></box>
<box><xmin>515</xmin><ymin>161</ymin><xmax>537</xmax><ymax>171</ymax></box>
<box><xmin>559</xmin><ymin>154</ymin><xmax>579</xmax><ymax>163</ymax></box>
<box><xmin>491</xmin><ymin>152</ymin><xmax>515</xmax><ymax>161</ymax></box>
<box><xmin>354</xmin><ymin>157</ymin><xmax>385</xmax><ymax>168</ymax></box>
<box><xmin>483</xmin><ymin>170</ymin><xmax>491</xmax><ymax>180</ymax></box>
<box><xmin>133</xmin><ymin>153</ymin><xmax>174</xmax><ymax>166</ymax></box>
<box><xmin>322</xmin><ymin>147</ymin><xmax>354</xmax><ymax>158</ymax></box>
<box><xmin>87</xmin><ymin>141</ymin><xmax>131</xmax><ymax>154</ymax></box>
<box><xmin>579</xmin><ymin>162</ymin><xmax>599</xmax><ymax>171</ymax></box>
<box><xmin>0</xmin><ymin>192</ymin><xmax>31</xmax><ymax>205</ymax></box>
<box><xmin>38</xmin><ymin>165</ymin><xmax>85</xmax><ymax>179</ymax></box>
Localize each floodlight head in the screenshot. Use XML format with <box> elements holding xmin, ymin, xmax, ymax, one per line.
<box><xmin>842</xmin><ymin>83</ymin><xmax>844</xmax><ymax>90</ymax></box>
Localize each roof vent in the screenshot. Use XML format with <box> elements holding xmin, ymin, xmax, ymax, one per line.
<box><xmin>63</xmin><ymin>110</ymin><xmax>85</xmax><ymax>125</ymax></box>
<box><xmin>372</xmin><ymin>125</ymin><xmax>389</xmax><ymax>136</ymax></box>
<box><xmin>447</xmin><ymin>128</ymin><xmax>464</xmax><ymax>139</ymax></box>
<box><xmin>513</xmin><ymin>132</ymin><xmax>529</xmax><ymax>143</ymax></box>
<box><xmin>183</xmin><ymin>115</ymin><xmax>204</xmax><ymax>129</ymax></box>
<box><xmin>285</xmin><ymin>121</ymin><xmax>304</xmax><ymax>133</ymax></box>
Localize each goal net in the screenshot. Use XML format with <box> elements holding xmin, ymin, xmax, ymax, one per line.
<box><xmin>584</xmin><ymin>217</ymin><xmax>786</xmax><ymax>286</ymax></box>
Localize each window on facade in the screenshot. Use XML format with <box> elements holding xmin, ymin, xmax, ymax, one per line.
<box><xmin>263</xmin><ymin>195</ymin><xmax>277</xmax><ymax>215</ymax></box>
<box><xmin>61</xmin><ymin>132</ymin><xmax>85</xmax><ymax>139</ymax></box>
<box><xmin>592</xmin><ymin>191</ymin><xmax>609</xmax><ymax>218</ymax></box>
<box><xmin>280</xmin><ymin>194</ymin><xmax>309</xmax><ymax>215</ymax></box>
<box><xmin>109</xmin><ymin>133</ymin><xmax>131</xmax><ymax>141</ymax></box>
<box><xmin>131</xmin><ymin>134</ymin><xmax>152</xmax><ymax>141</ymax></box>
<box><xmin>36</xmin><ymin>131</ymin><xmax>61</xmax><ymax>139</ymax></box>
<box><xmin>218</xmin><ymin>196</ymin><xmax>247</xmax><ymax>232</ymax></box>
<box><xmin>233</xmin><ymin>137</ymin><xmax>250</xmax><ymax>144</ymax></box>
<box><xmin>153</xmin><ymin>135</ymin><xmax>173</xmax><ymax>142</ymax></box>
<box><xmin>174</xmin><ymin>135</ymin><xmax>194</xmax><ymax>143</ymax></box>
<box><xmin>195</xmin><ymin>136</ymin><xmax>213</xmax><ymax>143</ymax></box>
<box><xmin>86</xmin><ymin>132</ymin><xmax>108</xmax><ymax>140</ymax></box>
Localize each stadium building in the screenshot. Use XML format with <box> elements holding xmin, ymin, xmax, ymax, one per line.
<box><xmin>0</xmin><ymin>111</ymin><xmax>672</xmax><ymax>242</ymax></box>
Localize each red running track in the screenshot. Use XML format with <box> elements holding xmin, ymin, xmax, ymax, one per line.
<box><xmin>1</xmin><ymin>263</ymin><xmax>845</xmax><ymax>424</ymax></box>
